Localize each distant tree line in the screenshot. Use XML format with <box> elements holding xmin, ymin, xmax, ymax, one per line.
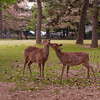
<box><xmin>0</xmin><ymin>0</ymin><xmax>100</xmax><ymax>48</ymax></box>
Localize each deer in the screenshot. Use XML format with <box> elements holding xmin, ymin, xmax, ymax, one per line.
<box><xmin>23</xmin><ymin>39</ymin><xmax>50</xmax><ymax>79</ymax></box>
<box><xmin>49</xmin><ymin>43</ymin><xmax>96</xmax><ymax>82</ymax></box>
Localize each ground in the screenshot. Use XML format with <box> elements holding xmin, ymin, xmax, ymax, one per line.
<box><xmin>0</xmin><ymin>66</ymin><xmax>100</xmax><ymax>100</ymax></box>
<box><xmin>0</xmin><ymin>81</ymin><xmax>100</xmax><ymax>100</ymax></box>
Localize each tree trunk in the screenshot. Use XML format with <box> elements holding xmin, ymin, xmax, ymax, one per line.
<box><xmin>76</xmin><ymin>0</ymin><xmax>89</xmax><ymax>44</ymax></box>
<box><xmin>91</xmin><ymin>0</ymin><xmax>98</xmax><ymax>48</ymax></box>
<box><xmin>36</xmin><ymin>0</ymin><xmax>42</xmax><ymax>44</ymax></box>
<box><xmin>6</xmin><ymin>29</ymin><xmax>10</xmax><ymax>39</ymax></box>
<box><xmin>0</xmin><ymin>10</ymin><xmax>2</xmax><ymax>39</ymax></box>
<box><xmin>46</xmin><ymin>28</ymin><xmax>50</xmax><ymax>39</ymax></box>
<box><xmin>62</xmin><ymin>29</ymin><xmax>65</xmax><ymax>38</ymax></box>
<box><xmin>74</xmin><ymin>28</ymin><xmax>77</xmax><ymax>39</ymax></box>
<box><xmin>19</xmin><ymin>32</ymin><xmax>23</xmax><ymax>40</ymax></box>
<box><xmin>66</xmin><ymin>28</ymin><xmax>68</xmax><ymax>39</ymax></box>
<box><xmin>17</xmin><ymin>34</ymin><xmax>20</xmax><ymax>40</ymax></box>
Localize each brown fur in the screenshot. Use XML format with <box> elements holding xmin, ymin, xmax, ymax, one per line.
<box><xmin>23</xmin><ymin>40</ymin><xmax>50</xmax><ymax>79</ymax></box>
<box><xmin>50</xmin><ymin>43</ymin><xmax>96</xmax><ymax>82</ymax></box>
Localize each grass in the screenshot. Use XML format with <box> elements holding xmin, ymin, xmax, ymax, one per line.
<box><xmin>54</xmin><ymin>89</ymin><xmax>60</xmax><ymax>93</ymax></box>
<box><xmin>0</xmin><ymin>40</ymin><xmax>100</xmax><ymax>91</ymax></box>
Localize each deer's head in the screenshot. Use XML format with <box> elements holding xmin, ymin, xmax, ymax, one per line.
<box><xmin>50</xmin><ymin>43</ymin><xmax>63</xmax><ymax>51</ymax></box>
<box><xmin>41</xmin><ymin>39</ymin><xmax>51</xmax><ymax>46</ymax></box>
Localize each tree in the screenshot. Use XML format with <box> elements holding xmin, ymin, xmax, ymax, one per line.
<box><xmin>76</xmin><ymin>0</ymin><xmax>89</xmax><ymax>44</ymax></box>
<box><xmin>2</xmin><ymin>4</ymin><xmax>31</xmax><ymax>39</ymax></box>
<box><xmin>28</xmin><ymin>0</ymin><xmax>81</xmax><ymax>43</ymax></box>
<box><xmin>0</xmin><ymin>0</ymin><xmax>16</xmax><ymax>39</ymax></box>
<box><xmin>91</xmin><ymin>0</ymin><xmax>99</xmax><ymax>48</ymax></box>
<box><xmin>0</xmin><ymin>9</ymin><xmax>2</xmax><ymax>38</ymax></box>
<box><xmin>28</xmin><ymin>6</ymin><xmax>37</xmax><ymax>31</ymax></box>
<box><xmin>28</xmin><ymin>0</ymin><xmax>42</xmax><ymax>44</ymax></box>
<box><xmin>45</xmin><ymin>0</ymin><xmax>82</xmax><ymax>35</ymax></box>
<box><xmin>36</xmin><ymin>0</ymin><xmax>42</xmax><ymax>44</ymax></box>
<box><xmin>28</xmin><ymin>4</ymin><xmax>47</xmax><ymax>32</ymax></box>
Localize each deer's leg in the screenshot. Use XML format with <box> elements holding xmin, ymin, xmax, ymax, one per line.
<box><xmin>60</xmin><ymin>65</ymin><xmax>66</xmax><ymax>83</ymax></box>
<box><xmin>82</xmin><ymin>63</ymin><xmax>90</xmax><ymax>78</ymax></box>
<box><xmin>83</xmin><ymin>63</ymin><xmax>96</xmax><ymax>79</ymax></box>
<box><xmin>23</xmin><ymin>58</ymin><xmax>28</xmax><ymax>77</ymax></box>
<box><xmin>66</xmin><ymin>65</ymin><xmax>70</xmax><ymax>80</ymax></box>
<box><xmin>89</xmin><ymin>65</ymin><xmax>96</xmax><ymax>79</ymax></box>
<box><xmin>87</xmin><ymin>67</ymin><xmax>90</xmax><ymax>78</ymax></box>
<box><xmin>38</xmin><ymin>63</ymin><xmax>41</xmax><ymax>79</ymax></box>
<box><xmin>42</xmin><ymin>63</ymin><xmax>45</xmax><ymax>79</ymax></box>
<box><xmin>28</xmin><ymin>61</ymin><xmax>33</xmax><ymax>77</ymax></box>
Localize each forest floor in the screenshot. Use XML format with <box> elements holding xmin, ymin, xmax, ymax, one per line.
<box><xmin>0</xmin><ymin>77</ymin><xmax>100</xmax><ymax>100</ymax></box>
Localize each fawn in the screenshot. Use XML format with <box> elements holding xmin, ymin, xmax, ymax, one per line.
<box><xmin>50</xmin><ymin>43</ymin><xmax>96</xmax><ymax>82</ymax></box>
<box><xmin>23</xmin><ymin>39</ymin><xmax>50</xmax><ymax>79</ymax></box>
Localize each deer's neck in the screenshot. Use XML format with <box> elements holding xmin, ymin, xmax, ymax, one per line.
<box><xmin>54</xmin><ymin>49</ymin><xmax>65</xmax><ymax>64</ymax></box>
<box><xmin>55</xmin><ymin>49</ymin><xmax>63</xmax><ymax>59</ymax></box>
<box><xmin>44</xmin><ymin>45</ymin><xmax>49</xmax><ymax>57</ymax></box>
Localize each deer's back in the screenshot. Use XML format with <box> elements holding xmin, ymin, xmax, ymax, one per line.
<box><xmin>60</xmin><ymin>52</ymin><xmax>89</xmax><ymax>66</ymax></box>
<box><xmin>24</xmin><ymin>46</ymin><xmax>39</xmax><ymax>58</ymax></box>
<box><xmin>29</xmin><ymin>48</ymin><xmax>48</xmax><ymax>63</ymax></box>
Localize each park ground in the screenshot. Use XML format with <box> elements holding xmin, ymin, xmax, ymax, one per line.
<box><xmin>0</xmin><ymin>40</ymin><xmax>100</xmax><ymax>100</ymax></box>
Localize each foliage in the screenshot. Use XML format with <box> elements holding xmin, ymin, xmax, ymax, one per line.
<box><xmin>0</xmin><ymin>0</ymin><xmax>16</xmax><ymax>10</ymax></box>
<box><xmin>28</xmin><ymin>4</ymin><xmax>48</xmax><ymax>31</ymax></box>
<box><xmin>28</xmin><ymin>5</ymin><xmax>37</xmax><ymax>31</ymax></box>
<box><xmin>28</xmin><ymin>0</ymin><xmax>83</xmax><ymax>31</ymax></box>
<box><xmin>87</xmin><ymin>0</ymin><xmax>100</xmax><ymax>23</ymax></box>
<box><xmin>44</xmin><ymin>0</ymin><xmax>83</xmax><ymax>29</ymax></box>
<box><xmin>2</xmin><ymin>3</ymin><xmax>31</xmax><ymax>34</ymax></box>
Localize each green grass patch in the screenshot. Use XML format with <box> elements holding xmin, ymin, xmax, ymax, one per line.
<box><xmin>54</xmin><ymin>89</ymin><xmax>60</xmax><ymax>93</ymax></box>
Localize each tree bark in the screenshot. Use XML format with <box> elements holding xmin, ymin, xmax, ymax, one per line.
<box><xmin>91</xmin><ymin>0</ymin><xmax>98</xmax><ymax>48</ymax></box>
<box><xmin>36</xmin><ymin>0</ymin><xmax>42</xmax><ymax>44</ymax></box>
<box><xmin>46</xmin><ymin>28</ymin><xmax>50</xmax><ymax>39</ymax></box>
<box><xmin>62</xmin><ymin>29</ymin><xmax>65</xmax><ymax>38</ymax></box>
<box><xmin>6</xmin><ymin>29</ymin><xmax>10</xmax><ymax>39</ymax></box>
<box><xmin>0</xmin><ymin>10</ymin><xmax>2</xmax><ymax>39</ymax></box>
<box><xmin>76</xmin><ymin>0</ymin><xmax>89</xmax><ymax>44</ymax></box>
<box><xmin>19</xmin><ymin>32</ymin><xmax>23</xmax><ymax>40</ymax></box>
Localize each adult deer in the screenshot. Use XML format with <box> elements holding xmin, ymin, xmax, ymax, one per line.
<box><xmin>23</xmin><ymin>40</ymin><xmax>50</xmax><ymax>79</ymax></box>
<box><xmin>50</xmin><ymin>43</ymin><xmax>96</xmax><ymax>82</ymax></box>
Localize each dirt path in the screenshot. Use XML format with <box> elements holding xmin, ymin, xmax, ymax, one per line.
<box><xmin>0</xmin><ymin>82</ymin><xmax>100</xmax><ymax>100</ymax></box>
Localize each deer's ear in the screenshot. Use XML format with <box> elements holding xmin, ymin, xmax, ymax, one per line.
<box><xmin>59</xmin><ymin>44</ymin><xmax>63</xmax><ymax>46</ymax></box>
